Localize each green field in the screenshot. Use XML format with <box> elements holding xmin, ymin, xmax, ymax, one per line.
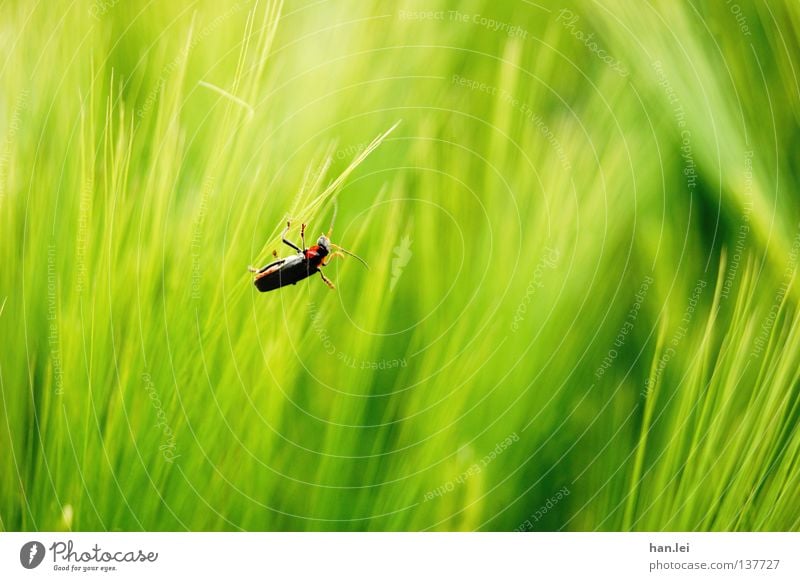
<box><xmin>2</xmin><ymin>0</ymin><xmax>800</xmax><ymax>531</ymax></box>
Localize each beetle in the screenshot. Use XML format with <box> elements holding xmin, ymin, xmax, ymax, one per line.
<box><xmin>249</xmin><ymin>220</ymin><xmax>368</xmax><ymax>292</ymax></box>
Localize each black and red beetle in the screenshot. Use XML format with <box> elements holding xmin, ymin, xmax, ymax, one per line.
<box><xmin>249</xmin><ymin>221</ymin><xmax>368</xmax><ymax>292</ymax></box>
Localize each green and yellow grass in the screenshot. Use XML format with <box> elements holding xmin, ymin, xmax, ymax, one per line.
<box><xmin>1</xmin><ymin>0</ymin><xmax>799</xmax><ymax>530</ymax></box>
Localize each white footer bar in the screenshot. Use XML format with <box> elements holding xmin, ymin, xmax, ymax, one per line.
<box><xmin>1</xmin><ymin>532</ymin><xmax>797</xmax><ymax>580</ymax></box>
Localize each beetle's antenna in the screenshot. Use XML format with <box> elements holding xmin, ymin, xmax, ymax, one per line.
<box><xmin>328</xmin><ymin>198</ymin><xmax>338</xmax><ymax>238</ymax></box>
<box><xmin>331</xmin><ymin>244</ymin><xmax>369</xmax><ymax>270</ymax></box>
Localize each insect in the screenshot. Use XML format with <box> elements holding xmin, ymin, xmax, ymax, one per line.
<box><xmin>249</xmin><ymin>220</ymin><xmax>368</xmax><ymax>292</ymax></box>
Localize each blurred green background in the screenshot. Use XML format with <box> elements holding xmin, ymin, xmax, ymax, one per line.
<box><xmin>2</xmin><ymin>0</ymin><xmax>800</xmax><ymax>531</ymax></box>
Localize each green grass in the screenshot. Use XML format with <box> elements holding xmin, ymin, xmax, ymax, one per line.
<box><xmin>2</xmin><ymin>0</ymin><xmax>800</xmax><ymax>531</ymax></box>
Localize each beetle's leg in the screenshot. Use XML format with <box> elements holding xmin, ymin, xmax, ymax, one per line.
<box><xmin>249</xmin><ymin>247</ymin><xmax>280</xmax><ymax>273</ymax></box>
<box><xmin>281</xmin><ymin>221</ymin><xmax>302</xmax><ymax>253</ymax></box>
<box><xmin>252</xmin><ymin>257</ymin><xmax>286</xmax><ymax>278</ymax></box>
<box><xmin>318</xmin><ymin>270</ymin><xmax>335</xmax><ymax>290</ymax></box>
<box><xmin>322</xmin><ymin>251</ymin><xmax>345</xmax><ymax>267</ymax></box>
<box><xmin>301</xmin><ymin>223</ymin><xmax>307</xmax><ymax>252</ymax></box>
<box><xmin>254</xmin><ymin>262</ymin><xmax>282</xmax><ymax>280</ymax></box>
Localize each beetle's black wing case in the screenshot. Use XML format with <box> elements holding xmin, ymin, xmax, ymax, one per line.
<box><xmin>254</xmin><ymin>258</ymin><xmax>318</xmax><ymax>292</ymax></box>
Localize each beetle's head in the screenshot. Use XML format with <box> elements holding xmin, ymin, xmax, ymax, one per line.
<box><xmin>316</xmin><ymin>235</ymin><xmax>331</xmax><ymax>256</ymax></box>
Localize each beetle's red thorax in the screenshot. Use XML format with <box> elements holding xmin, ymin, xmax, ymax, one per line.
<box><xmin>304</xmin><ymin>246</ymin><xmax>325</xmax><ymax>267</ymax></box>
